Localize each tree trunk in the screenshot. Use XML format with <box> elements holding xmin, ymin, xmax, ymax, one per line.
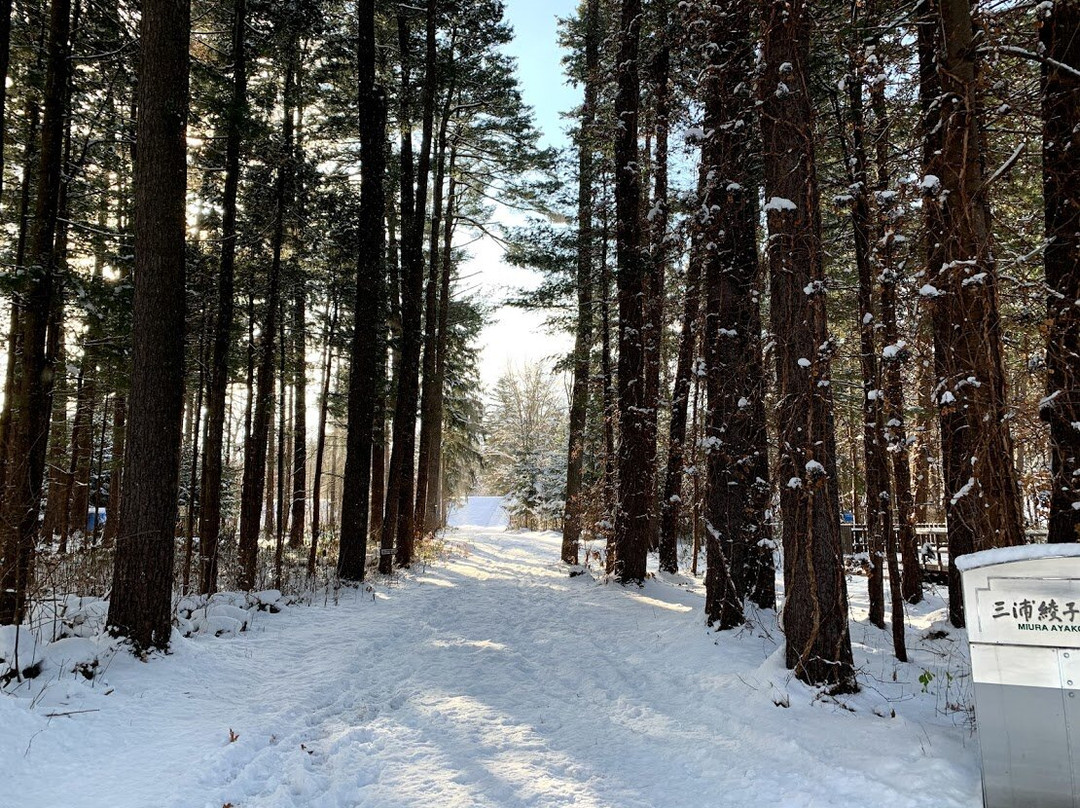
<box><xmin>289</xmin><ymin>45</ymin><xmax>309</xmax><ymax>552</ymax></box>
<box><xmin>199</xmin><ymin>0</ymin><xmax>245</xmax><ymax>592</ymax></box>
<box><xmin>870</xmin><ymin>64</ymin><xmax>921</xmax><ymax>604</ymax></box>
<box><xmin>309</xmin><ymin>289</ymin><xmax>337</xmax><ymax>575</ymax></box>
<box><xmin>759</xmin><ymin>0</ymin><xmax>856</xmax><ymax>691</ymax></box>
<box><xmin>658</xmin><ymin>224</ymin><xmax>701</xmax><ymax>574</ymax></box>
<box><xmin>0</xmin><ymin>0</ymin><xmax>71</xmax><ymax>626</ymax></box>
<box><xmin>92</xmin><ymin>395</ymin><xmax>109</xmax><ymax>545</ymax></box>
<box><xmin>338</xmin><ymin>0</ymin><xmax>387</xmax><ymax>582</ymax></box>
<box><xmin>102</xmin><ymin>393</ymin><xmax>125</xmax><ymax>547</ymax></box>
<box><xmin>599</xmin><ymin>189</ymin><xmax>616</xmax><ymax>572</ymax></box>
<box><xmin>274</xmin><ymin>315</ymin><xmax>287</xmax><ymax>551</ymax></box>
<box><xmin>701</xmin><ymin>0</ymin><xmax>769</xmax><ymax>629</ymax></box>
<box><xmin>747</xmin><ymin>309</ymin><xmax>776</xmax><ymax>611</ymax></box>
<box><xmin>927</xmin><ymin>0</ymin><xmax>1024</xmax><ymax>626</ymax></box>
<box><xmin>642</xmin><ymin>0</ymin><xmax>670</xmax><ymax>555</ymax></box>
<box><xmin>42</xmin><ymin>349</ymin><xmax>69</xmax><ymax>542</ymax></box>
<box><xmin>913</xmin><ymin>332</ymin><xmax>935</xmax><ymax>523</ymax></box>
<box><xmin>562</xmin><ymin>0</ymin><xmax>599</xmax><ymax>566</ymax></box>
<box><xmin>107</xmin><ymin>0</ymin><xmax>190</xmax><ymax>649</ymax></box>
<box><xmin>262</xmin><ymin>389</ymin><xmax>276</xmax><ymax>536</ymax></box>
<box><xmin>66</xmin><ymin>352</ymin><xmax>97</xmax><ymax>543</ymax></box>
<box><xmin>855</xmin><ymin>12</ymin><xmax>908</xmax><ymax>659</ymax></box>
<box><xmin>426</xmin><ymin>150</ymin><xmax>457</xmax><ymax>533</ymax></box>
<box><xmin>376</xmin><ymin>181</ymin><xmax>401</xmax><ymax>573</ymax></box>
<box><xmin>289</xmin><ymin>272</ymin><xmax>307</xmax><ymax>551</ymax></box>
<box><xmin>371</xmin><ymin>194</ymin><xmax>395</xmax><ymax>545</ymax></box>
<box><xmin>839</xmin><ymin>44</ymin><xmax>889</xmax><ymax>631</ymax></box>
<box><xmin>0</xmin><ymin>0</ymin><xmax>13</xmax><ymax>203</ymax></box>
<box><xmin>183</xmin><ymin>317</ymin><xmax>207</xmax><ymax>594</ymax></box>
<box><xmin>415</xmin><ymin>49</ymin><xmax>456</xmax><ymax>540</ymax></box>
<box><xmin>1040</xmin><ymin>0</ymin><xmax>1080</xmax><ymax>544</ymax></box>
<box><xmin>613</xmin><ymin>0</ymin><xmax>650</xmax><ymax>584</ymax></box>
<box><xmin>238</xmin><ymin>43</ymin><xmax>296</xmax><ymax>590</ymax></box>
<box><xmin>385</xmin><ymin>2</ymin><xmax>437</xmax><ymax>570</ymax></box>
<box><xmin>0</xmin><ymin>98</ymin><xmax>41</xmax><ymax>501</ymax></box>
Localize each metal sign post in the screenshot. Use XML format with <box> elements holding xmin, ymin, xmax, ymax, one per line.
<box><xmin>959</xmin><ymin>545</ymin><xmax>1080</xmax><ymax>808</ymax></box>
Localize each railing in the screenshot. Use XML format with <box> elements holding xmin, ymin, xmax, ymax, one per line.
<box><xmin>842</xmin><ymin>523</ymin><xmax>1048</xmax><ymax>576</ymax></box>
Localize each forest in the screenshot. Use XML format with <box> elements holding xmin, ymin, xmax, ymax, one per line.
<box><xmin>0</xmin><ymin>0</ymin><xmax>1078</xmax><ymax>792</ymax></box>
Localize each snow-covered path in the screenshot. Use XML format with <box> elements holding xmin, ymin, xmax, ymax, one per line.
<box><xmin>4</xmin><ymin>524</ymin><xmax>981</xmax><ymax>808</ymax></box>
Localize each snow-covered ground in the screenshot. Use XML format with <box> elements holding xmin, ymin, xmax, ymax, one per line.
<box><xmin>2</xmin><ymin>500</ymin><xmax>981</xmax><ymax>807</ymax></box>
<box><xmin>447</xmin><ymin>495</ymin><xmax>509</xmax><ymax>529</ymax></box>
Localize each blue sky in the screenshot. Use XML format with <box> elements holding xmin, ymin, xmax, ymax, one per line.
<box><xmin>501</xmin><ymin>0</ymin><xmax>580</xmax><ymax>149</ymax></box>
<box><xmin>472</xmin><ymin>0</ymin><xmax>580</xmax><ymax>392</ymax></box>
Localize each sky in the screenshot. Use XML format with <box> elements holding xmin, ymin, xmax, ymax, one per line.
<box><xmin>466</xmin><ymin>0</ymin><xmax>580</xmax><ymax>393</ymax></box>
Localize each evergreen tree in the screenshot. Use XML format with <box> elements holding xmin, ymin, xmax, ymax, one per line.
<box><xmin>759</xmin><ymin>0</ymin><xmax>855</xmax><ymax>691</ymax></box>
<box><xmin>107</xmin><ymin>0</ymin><xmax>190</xmax><ymax>649</ymax></box>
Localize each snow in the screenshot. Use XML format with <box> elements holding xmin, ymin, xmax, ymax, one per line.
<box><xmin>764</xmin><ymin>196</ymin><xmax>797</xmax><ymax>212</ymax></box>
<box><xmin>3</xmin><ymin>499</ymin><xmax>982</xmax><ymax>807</ymax></box>
<box><xmin>920</xmin><ymin>284</ymin><xmax>942</xmax><ymax>298</ymax></box>
<box><xmin>1039</xmin><ymin>390</ymin><xmax>1062</xmax><ymax>412</ymax></box>
<box><xmin>949</xmin><ymin>477</ymin><xmax>976</xmax><ymax>506</ymax></box>
<box><xmin>956</xmin><ymin>543</ymin><xmax>1080</xmax><ymax>572</ymax></box>
<box><xmin>798</xmin><ymin>358</ymin><xmax>811</xmax><ymax>368</ymax></box>
<box><xmin>446</xmin><ymin>496</ymin><xmax>509</xmax><ymax>529</ymax></box>
<box><xmin>882</xmin><ymin>341</ymin><xmax>907</xmax><ymax>359</ymax></box>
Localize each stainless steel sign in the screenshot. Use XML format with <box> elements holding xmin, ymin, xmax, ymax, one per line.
<box><xmin>959</xmin><ymin>545</ymin><xmax>1080</xmax><ymax>808</ymax></box>
<box><xmin>971</xmin><ymin>577</ymin><xmax>1080</xmax><ymax>648</ymax></box>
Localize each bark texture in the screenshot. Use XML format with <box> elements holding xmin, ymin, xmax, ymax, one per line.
<box><xmin>338</xmin><ymin>0</ymin><xmax>386</xmax><ymax>582</ymax></box>
<box><xmin>612</xmin><ymin>0</ymin><xmax>650</xmax><ymax>584</ymax></box>
<box><xmin>1041</xmin><ymin>0</ymin><xmax>1080</xmax><ymax>544</ymax></box>
<box><xmin>759</xmin><ymin>0</ymin><xmax>856</xmax><ymax>690</ymax></box>
<box><xmin>562</xmin><ymin>0</ymin><xmax>600</xmax><ymax>566</ymax></box>
<box><xmin>701</xmin><ymin>0</ymin><xmax>770</xmax><ymax>630</ymax></box>
<box><xmin>198</xmin><ymin>0</ymin><xmax>245</xmax><ymax>593</ymax></box>
<box><xmin>926</xmin><ymin>0</ymin><xmax>1024</xmax><ymax>625</ymax></box>
<box><xmin>107</xmin><ymin>0</ymin><xmax>190</xmax><ymax>649</ymax></box>
<box><xmin>0</xmin><ymin>0</ymin><xmax>71</xmax><ymax>625</ymax></box>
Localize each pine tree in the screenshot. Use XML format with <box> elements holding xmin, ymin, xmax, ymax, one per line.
<box><xmin>612</xmin><ymin>0</ymin><xmax>651</xmax><ymax>584</ymax></box>
<box><xmin>198</xmin><ymin>0</ymin><xmax>246</xmax><ymax>594</ymax></box>
<box><xmin>925</xmin><ymin>0</ymin><xmax>1023</xmax><ymax>625</ymax></box>
<box><xmin>759</xmin><ymin>0</ymin><xmax>856</xmax><ymax>690</ymax></box>
<box><xmin>562</xmin><ymin>0</ymin><xmax>599</xmax><ymax>567</ymax></box>
<box><xmin>107</xmin><ymin>0</ymin><xmax>190</xmax><ymax>649</ymax></box>
<box><xmin>0</xmin><ymin>0</ymin><xmax>71</xmax><ymax>625</ymax></box>
<box><xmin>338</xmin><ymin>0</ymin><xmax>387</xmax><ymax>582</ymax></box>
<box><xmin>237</xmin><ymin>14</ymin><xmax>300</xmax><ymax>591</ymax></box>
<box><xmin>700</xmin><ymin>0</ymin><xmax>771</xmax><ymax>630</ymax></box>
<box><xmin>1040</xmin><ymin>0</ymin><xmax>1080</xmax><ymax>544</ymax></box>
